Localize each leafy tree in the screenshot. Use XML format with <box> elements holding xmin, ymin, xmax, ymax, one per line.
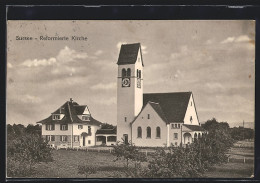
<box><xmin>113</xmin><ymin>141</ymin><xmax>146</xmax><ymax>168</ymax></box>
<box><xmin>7</xmin><ymin>124</ymin><xmax>52</xmax><ymax>177</ymax></box>
<box><xmin>100</xmin><ymin>123</ymin><xmax>115</xmax><ymax>129</ymax></box>
<box><xmin>25</xmin><ymin>124</ymin><xmax>42</xmax><ymax>135</ymax></box>
<box><xmin>230</xmin><ymin>127</ymin><xmax>254</xmax><ymax>141</ymax></box>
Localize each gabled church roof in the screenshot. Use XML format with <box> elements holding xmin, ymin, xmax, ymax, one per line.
<box><xmin>117</xmin><ymin>43</ymin><xmax>144</xmax><ymax>66</ymax></box>
<box><xmin>36</xmin><ymin>99</ymin><xmax>102</xmax><ymax>126</ymax></box>
<box><xmin>143</xmin><ymin>92</ymin><xmax>192</xmax><ymax>123</ymax></box>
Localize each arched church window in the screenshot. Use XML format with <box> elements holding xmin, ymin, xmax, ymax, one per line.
<box><xmin>122</xmin><ymin>68</ymin><xmax>126</xmax><ymax>77</ymax></box>
<box><xmin>127</xmin><ymin>68</ymin><xmax>131</xmax><ymax>77</ymax></box>
<box><xmin>156</xmin><ymin>127</ymin><xmax>161</xmax><ymax>138</ymax></box>
<box><xmin>137</xmin><ymin>127</ymin><xmax>142</xmax><ymax>138</ymax></box>
<box><xmin>147</xmin><ymin>127</ymin><xmax>151</xmax><ymax>138</ymax></box>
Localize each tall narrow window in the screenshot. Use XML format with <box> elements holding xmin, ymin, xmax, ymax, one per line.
<box><xmin>137</xmin><ymin>127</ymin><xmax>142</xmax><ymax>138</ymax></box>
<box><xmin>174</xmin><ymin>133</ymin><xmax>178</xmax><ymax>140</ymax></box>
<box><xmin>137</xmin><ymin>69</ymin><xmax>139</xmax><ymax>78</ymax></box>
<box><xmin>147</xmin><ymin>127</ymin><xmax>151</xmax><ymax>138</ymax></box>
<box><xmin>148</xmin><ymin>114</ymin><xmax>150</xmax><ymax>119</ymax></box>
<box><xmin>190</xmin><ymin>116</ymin><xmax>193</xmax><ymax>123</ymax></box>
<box><xmin>122</xmin><ymin>68</ymin><xmax>126</xmax><ymax>77</ymax></box>
<box><xmin>156</xmin><ymin>127</ymin><xmax>161</xmax><ymax>138</ymax></box>
<box><xmin>139</xmin><ymin>70</ymin><xmax>141</xmax><ymax>78</ymax></box>
<box><xmin>88</xmin><ymin>126</ymin><xmax>91</xmax><ymax>134</ymax></box>
<box><xmin>124</xmin><ymin>117</ymin><xmax>127</xmax><ymax>122</ymax></box>
<box><xmin>127</xmin><ymin>68</ymin><xmax>131</xmax><ymax>77</ymax></box>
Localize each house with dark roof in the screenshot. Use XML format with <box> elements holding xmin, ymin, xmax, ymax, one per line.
<box><xmin>117</xmin><ymin>43</ymin><xmax>205</xmax><ymax>147</ymax></box>
<box><xmin>37</xmin><ymin>98</ymin><xmax>105</xmax><ymax>148</ymax></box>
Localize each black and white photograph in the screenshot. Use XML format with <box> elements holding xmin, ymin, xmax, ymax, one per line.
<box><xmin>6</xmin><ymin>20</ymin><xmax>255</xmax><ymax>178</ymax></box>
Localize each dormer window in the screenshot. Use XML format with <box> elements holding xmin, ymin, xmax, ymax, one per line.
<box><xmin>82</xmin><ymin>115</ymin><xmax>90</xmax><ymax>121</ymax></box>
<box><xmin>53</xmin><ymin>114</ymin><xmax>60</xmax><ymax>120</ymax></box>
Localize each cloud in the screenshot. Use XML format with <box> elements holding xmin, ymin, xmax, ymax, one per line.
<box><xmin>221</xmin><ymin>35</ymin><xmax>252</xmax><ymax>44</ymax></box>
<box><xmin>94</xmin><ymin>50</ymin><xmax>103</xmax><ymax>56</ymax></box>
<box><xmin>7</xmin><ymin>62</ymin><xmax>13</xmax><ymax>68</ymax></box>
<box><xmin>221</xmin><ymin>37</ymin><xmax>235</xmax><ymax>44</ymax></box>
<box><xmin>141</xmin><ymin>45</ymin><xmax>148</xmax><ymax>55</ymax></box>
<box><xmin>90</xmin><ymin>82</ymin><xmax>116</xmax><ymax>90</ymax></box>
<box><xmin>170</xmin><ymin>45</ymin><xmax>189</xmax><ymax>60</ymax></box>
<box><xmin>96</xmin><ymin>96</ymin><xmax>116</xmax><ymax>105</ymax></box>
<box><xmin>20</xmin><ymin>94</ymin><xmax>42</xmax><ymax>104</ymax></box>
<box><xmin>21</xmin><ymin>57</ymin><xmax>57</xmax><ymax>67</ymax></box>
<box><xmin>235</xmin><ymin>35</ymin><xmax>251</xmax><ymax>42</ymax></box>
<box><xmin>205</xmin><ymin>82</ymin><xmax>224</xmax><ymax>90</ymax></box>
<box><xmin>56</xmin><ymin>46</ymin><xmax>88</xmax><ymax>63</ymax></box>
<box><xmin>205</xmin><ymin>39</ymin><xmax>214</xmax><ymax>45</ymax></box>
<box><xmin>21</xmin><ymin>46</ymin><xmax>88</xmax><ymax>68</ymax></box>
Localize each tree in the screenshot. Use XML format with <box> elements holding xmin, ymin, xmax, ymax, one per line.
<box><xmin>113</xmin><ymin>141</ymin><xmax>146</xmax><ymax>168</ymax></box>
<box><xmin>25</xmin><ymin>124</ymin><xmax>42</xmax><ymax>135</ymax></box>
<box><xmin>7</xmin><ymin>124</ymin><xmax>53</xmax><ymax>177</ymax></box>
<box><xmin>100</xmin><ymin>123</ymin><xmax>115</xmax><ymax>129</ymax></box>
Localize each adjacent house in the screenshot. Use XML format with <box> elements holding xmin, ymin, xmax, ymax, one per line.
<box><xmin>37</xmin><ymin>98</ymin><xmax>104</xmax><ymax>148</ymax></box>
<box><xmin>116</xmin><ymin>43</ymin><xmax>206</xmax><ymax>147</ymax></box>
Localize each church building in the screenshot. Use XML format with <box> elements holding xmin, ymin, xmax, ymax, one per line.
<box><xmin>117</xmin><ymin>43</ymin><xmax>205</xmax><ymax>147</ymax></box>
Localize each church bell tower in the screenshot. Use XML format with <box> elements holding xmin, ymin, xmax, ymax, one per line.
<box><xmin>116</xmin><ymin>43</ymin><xmax>144</xmax><ymax>143</ymax></box>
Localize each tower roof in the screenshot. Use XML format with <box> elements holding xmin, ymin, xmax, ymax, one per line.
<box><xmin>117</xmin><ymin>43</ymin><xmax>144</xmax><ymax>66</ymax></box>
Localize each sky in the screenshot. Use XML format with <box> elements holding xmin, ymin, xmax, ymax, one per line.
<box><xmin>7</xmin><ymin>20</ymin><xmax>255</xmax><ymax>128</ymax></box>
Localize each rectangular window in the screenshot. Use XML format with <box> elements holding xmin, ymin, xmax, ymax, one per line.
<box><xmin>46</xmin><ymin>124</ymin><xmax>55</xmax><ymax>131</ymax></box>
<box><xmin>124</xmin><ymin>117</ymin><xmax>127</xmax><ymax>122</ymax></box>
<box><xmin>174</xmin><ymin>133</ymin><xmax>178</xmax><ymax>140</ymax></box>
<box><xmin>46</xmin><ymin>135</ymin><xmax>55</xmax><ymax>141</ymax></box>
<box><xmin>88</xmin><ymin>126</ymin><xmax>91</xmax><ymax>134</ymax></box>
<box><xmin>74</xmin><ymin>136</ymin><xmax>79</xmax><ymax>142</ymax></box>
<box><xmin>148</xmin><ymin>114</ymin><xmax>150</xmax><ymax>119</ymax></box>
<box><xmin>60</xmin><ymin>136</ymin><xmax>67</xmax><ymax>142</ymax></box>
<box><xmin>60</xmin><ymin>124</ymin><xmax>68</xmax><ymax>131</ymax></box>
<box><xmin>175</xmin><ymin>124</ymin><xmax>177</xmax><ymax>128</ymax></box>
<box><xmin>78</xmin><ymin>125</ymin><xmax>83</xmax><ymax>129</ymax></box>
<box><xmin>82</xmin><ymin>115</ymin><xmax>90</xmax><ymax>121</ymax></box>
<box><xmin>88</xmin><ymin>140</ymin><xmax>91</xmax><ymax>144</ymax></box>
<box><xmin>171</xmin><ymin>124</ymin><xmax>175</xmax><ymax>129</ymax></box>
<box><xmin>53</xmin><ymin>114</ymin><xmax>60</xmax><ymax>120</ymax></box>
<box><xmin>178</xmin><ymin>124</ymin><xmax>180</xmax><ymax>128</ymax></box>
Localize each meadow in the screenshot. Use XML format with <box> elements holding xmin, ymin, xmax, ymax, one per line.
<box><xmin>31</xmin><ymin>141</ymin><xmax>254</xmax><ymax>178</ymax></box>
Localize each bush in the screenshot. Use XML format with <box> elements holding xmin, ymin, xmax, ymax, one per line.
<box><xmin>7</xmin><ymin>133</ymin><xmax>53</xmax><ymax>177</ymax></box>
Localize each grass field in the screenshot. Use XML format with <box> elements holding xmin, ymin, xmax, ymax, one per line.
<box><xmin>30</xmin><ymin>143</ymin><xmax>254</xmax><ymax>178</ymax></box>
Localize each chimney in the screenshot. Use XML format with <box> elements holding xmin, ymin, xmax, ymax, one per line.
<box><xmin>70</xmin><ymin>98</ymin><xmax>73</xmax><ymax>102</ymax></box>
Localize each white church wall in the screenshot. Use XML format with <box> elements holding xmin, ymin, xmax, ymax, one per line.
<box><xmin>183</xmin><ymin>94</ymin><xmax>200</xmax><ymax>126</ymax></box>
<box><xmin>132</xmin><ymin>103</ymin><xmax>167</xmax><ymax>147</ymax></box>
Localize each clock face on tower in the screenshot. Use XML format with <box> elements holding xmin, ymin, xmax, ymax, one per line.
<box><xmin>122</xmin><ymin>78</ymin><xmax>130</xmax><ymax>87</ymax></box>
